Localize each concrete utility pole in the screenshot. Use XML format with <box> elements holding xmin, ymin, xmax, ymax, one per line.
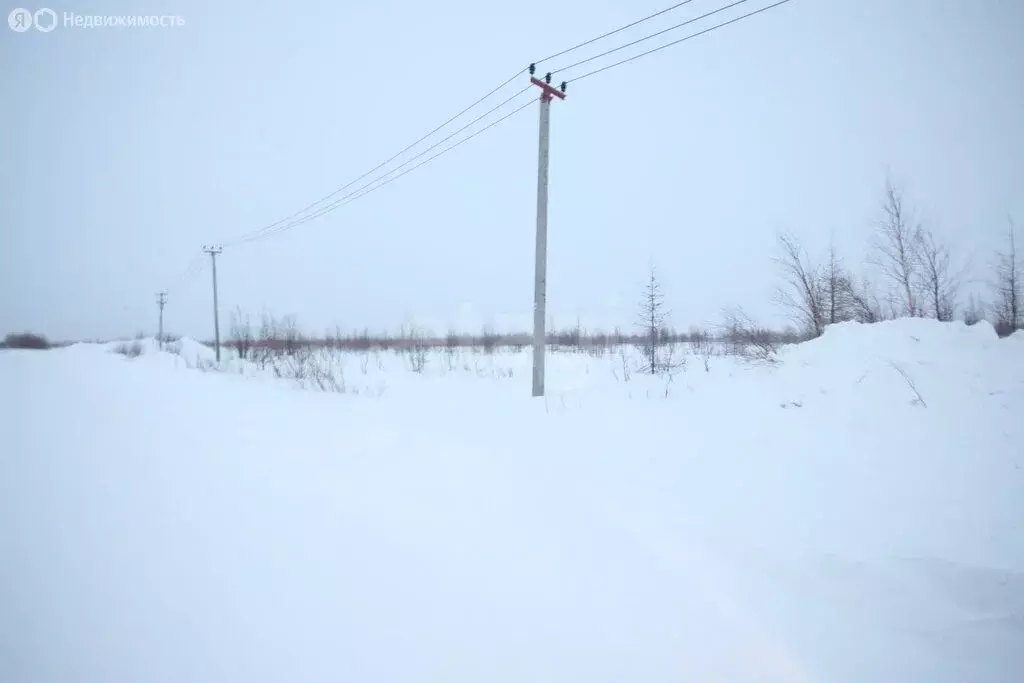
<box><xmin>528</xmin><ymin>65</ymin><xmax>566</xmax><ymax>397</ymax></box>
<box><xmin>156</xmin><ymin>291</ymin><xmax>167</xmax><ymax>350</ymax></box>
<box><xmin>203</xmin><ymin>245</ymin><xmax>223</xmax><ymax>362</ymax></box>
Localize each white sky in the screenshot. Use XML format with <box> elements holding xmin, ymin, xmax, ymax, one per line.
<box><xmin>3</xmin><ymin>0</ymin><xmax>1022</xmax><ymax>340</ymax></box>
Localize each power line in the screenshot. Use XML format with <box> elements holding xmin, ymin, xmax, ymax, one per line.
<box><xmin>219</xmin><ymin>0</ymin><xmax>788</xmax><ymax>250</ymax></box>
<box><xmin>235</xmin><ymin>96</ymin><xmax>532</xmax><ymax>245</ymax></box>
<box><xmin>552</xmin><ymin>0</ymin><xmax>752</xmax><ymax>75</ymax></box>
<box><xmin>236</xmin><ymin>93</ymin><xmax>534</xmax><ymax>246</ymax></box>
<box><xmin>228</xmin><ymin>86</ymin><xmax>532</xmax><ymax>247</ymax></box>
<box><xmin>163</xmin><ymin>0</ymin><xmax>796</xmax><ymax>290</ymax></box>
<box><xmin>227</xmin><ymin>69</ymin><xmax>529</xmax><ymax>246</ymax></box>
<box><xmin>569</xmin><ymin>0</ymin><xmax>795</xmax><ymax>83</ymax></box>
<box><xmin>167</xmin><ymin>251</ymin><xmax>205</xmax><ymax>295</ymax></box>
<box><xmin>533</xmin><ymin>0</ymin><xmax>699</xmax><ymax>65</ymax></box>
<box><xmin>239</xmin><ymin>97</ymin><xmax>536</xmax><ymax>246</ymax></box>
<box><xmin>220</xmin><ymin>1</ymin><xmax>755</xmax><ymax>249</ymax></box>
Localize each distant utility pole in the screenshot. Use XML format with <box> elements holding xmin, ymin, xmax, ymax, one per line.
<box><xmin>528</xmin><ymin>65</ymin><xmax>566</xmax><ymax>398</ymax></box>
<box><xmin>156</xmin><ymin>291</ymin><xmax>167</xmax><ymax>350</ymax></box>
<box><xmin>203</xmin><ymin>245</ymin><xmax>223</xmax><ymax>362</ymax></box>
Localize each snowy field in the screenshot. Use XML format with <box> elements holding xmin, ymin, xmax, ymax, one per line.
<box><xmin>2</xmin><ymin>319</ymin><xmax>1023</xmax><ymax>682</ymax></box>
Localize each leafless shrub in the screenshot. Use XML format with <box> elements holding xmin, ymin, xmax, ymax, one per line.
<box><xmin>688</xmin><ymin>327</ymin><xmax>714</xmax><ymax>372</ymax></box>
<box><xmin>180</xmin><ymin>353</ymin><xmax>216</xmax><ymax>372</ymax></box>
<box><xmin>847</xmin><ymin>276</ymin><xmax>885</xmax><ymax>323</ymax></box>
<box><xmin>720</xmin><ymin>307</ymin><xmax>779</xmax><ymax>363</ymax></box>
<box><xmin>663</xmin><ymin>341</ymin><xmax>685</xmax><ymax>375</ymax></box>
<box><xmin>2</xmin><ymin>332</ymin><xmax>50</xmax><ymax>350</ymax></box>
<box><xmin>962</xmin><ymin>294</ymin><xmax>985</xmax><ymax>326</ymax></box>
<box><xmin>480</xmin><ymin>325</ymin><xmax>498</xmax><ymax>355</ymax></box>
<box><xmin>229</xmin><ymin>307</ymin><xmax>254</xmax><ymax>360</ymax></box>
<box><xmin>617</xmin><ymin>344</ymin><xmax>631</xmax><ymax>382</ymax></box>
<box><xmin>251</xmin><ymin>311</ymin><xmax>278</xmax><ymax>369</ymax></box>
<box><xmin>275</xmin><ymin>347</ymin><xmax>345</xmax><ymax>392</ymax></box>
<box><xmin>663</xmin><ymin>371</ymin><xmax>675</xmax><ymax>399</ymax></box>
<box><xmin>407</xmin><ymin>327</ymin><xmax>429</xmax><ymax>373</ymax></box>
<box><xmin>113</xmin><ymin>340</ymin><xmax>144</xmax><ymax>358</ymax></box>
<box><xmin>281</xmin><ymin>315</ymin><xmax>302</xmax><ymax>356</ymax></box>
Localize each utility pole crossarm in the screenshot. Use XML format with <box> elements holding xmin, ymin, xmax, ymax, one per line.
<box><xmin>529</xmin><ymin>76</ymin><xmax>567</xmax><ymax>102</ymax></box>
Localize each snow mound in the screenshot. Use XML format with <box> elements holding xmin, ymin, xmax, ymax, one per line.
<box><xmin>168</xmin><ymin>336</ymin><xmax>217</xmax><ymax>362</ymax></box>
<box><xmin>791</xmin><ymin>318</ymin><xmax>999</xmax><ymax>363</ymax></box>
<box><xmin>757</xmin><ymin>318</ymin><xmax>1020</xmax><ymax>412</ymax></box>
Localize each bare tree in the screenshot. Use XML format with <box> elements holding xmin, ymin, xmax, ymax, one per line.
<box><xmin>637</xmin><ymin>266</ymin><xmax>668</xmax><ymax>375</ymax></box>
<box><xmin>993</xmin><ymin>217</ymin><xmax>1020</xmax><ymax>336</ymax></box>
<box><xmin>871</xmin><ymin>178</ymin><xmax>922</xmax><ymax>317</ymax></box>
<box><xmin>774</xmin><ymin>233</ymin><xmax>825</xmax><ymax>337</ymax></box>
<box><xmin>917</xmin><ymin>228</ymin><xmax>960</xmax><ymax>321</ymax></box>
<box><xmin>821</xmin><ymin>240</ymin><xmax>854</xmax><ymax>325</ymax></box>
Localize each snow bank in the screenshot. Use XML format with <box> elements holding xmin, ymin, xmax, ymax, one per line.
<box><xmin>168</xmin><ymin>336</ymin><xmax>217</xmax><ymax>363</ymax></box>
<box><xmin>793</xmin><ymin>317</ymin><xmax>1000</xmax><ymax>360</ymax></box>
<box><xmin>1</xmin><ymin>320</ymin><xmax>1021</xmax><ymax>683</ymax></box>
<box><xmin>751</xmin><ymin>318</ymin><xmax>1019</xmax><ymax>413</ymax></box>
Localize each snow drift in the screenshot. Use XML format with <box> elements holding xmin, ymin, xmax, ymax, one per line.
<box><xmin>1</xmin><ymin>319</ymin><xmax>1021</xmax><ymax>683</ymax></box>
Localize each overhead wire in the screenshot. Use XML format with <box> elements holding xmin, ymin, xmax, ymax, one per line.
<box><xmin>227</xmin><ymin>86</ymin><xmax>533</xmax><ymax>246</ymax></box>
<box><xmin>532</xmin><ymin>0</ymin><xmax>699</xmax><ymax>65</ymax></box>
<box><xmin>239</xmin><ymin>97</ymin><xmax>536</xmax><ymax>245</ymax></box>
<box><xmin>226</xmin><ymin>69</ymin><xmax>531</xmax><ymax>246</ymax></box>
<box><xmin>166</xmin><ymin>251</ymin><xmax>205</xmax><ymax>296</ymax></box>
<box><xmin>568</xmin><ymin>0</ymin><xmax>795</xmax><ymax>82</ymax></box>
<box><xmin>228</xmin><ymin>1</ymin><xmax>723</xmax><ymax>248</ymax></box>
<box><xmin>550</xmin><ymin>0</ymin><xmax>752</xmax><ymax>75</ymax></box>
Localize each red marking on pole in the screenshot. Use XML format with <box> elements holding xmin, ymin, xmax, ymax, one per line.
<box><xmin>530</xmin><ymin>77</ymin><xmax>566</xmax><ymax>102</ymax></box>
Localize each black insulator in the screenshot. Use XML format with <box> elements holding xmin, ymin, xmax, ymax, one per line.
<box><xmin>529</xmin><ymin>63</ymin><xmax>535</xmax><ymax>75</ymax></box>
<box><xmin>560</xmin><ymin>81</ymin><xmax>567</xmax><ymax>93</ymax></box>
<box><xmin>545</xmin><ymin>72</ymin><xmax>551</xmax><ymax>84</ymax></box>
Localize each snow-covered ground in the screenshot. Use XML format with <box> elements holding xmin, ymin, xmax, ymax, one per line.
<box><xmin>1</xmin><ymin>319</ymin><xmax>1022</xmax><ymax>682</ymax></box>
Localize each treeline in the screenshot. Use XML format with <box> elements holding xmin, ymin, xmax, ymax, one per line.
<box><xmin>224</xmin><ymin>308</ymin><xmax>803</xmax><ymax>359</ymax></box>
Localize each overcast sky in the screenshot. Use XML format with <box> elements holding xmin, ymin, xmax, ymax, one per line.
<box><xmin>3</xmin><ymin>0</ymin><xmax>1022</xmax><ymax>341</ymax></box>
